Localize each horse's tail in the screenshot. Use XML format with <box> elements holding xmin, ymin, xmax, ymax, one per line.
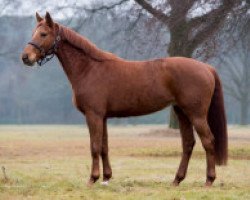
<box><xmin>208</xmin><ymin>69</ymin><xmax>228</xmax><ymax>165</ymax></box>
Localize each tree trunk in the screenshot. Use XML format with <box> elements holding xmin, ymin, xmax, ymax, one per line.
<box><xmin>167</xmin><ymin>27</ymin><xmax>192</xmax><ymax>129</ymax></box>
<box><xmin>169</xmin><ymin>107</ymin><xmax>179</xmax><ymax>128</ymax></box>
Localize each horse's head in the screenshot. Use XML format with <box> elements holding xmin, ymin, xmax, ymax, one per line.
<box><xmin>21</xmin><ymin>12</ymin><xmax>60</xmax><ymax>66</ymax></box>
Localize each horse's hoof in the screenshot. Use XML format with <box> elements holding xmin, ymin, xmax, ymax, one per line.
<box><xmin>171</xmin><ymin>180</ymin><xmax>180</xmax><ymax>187</ymax></box>
<box><xmin>86</xmin><ymin>179</ymin><xmax>95</xmax><ymax>188</ymax></box>
<box><xmin>205</xmin><ymin>176</ymin><xmax>215</xmax><ymax>187</ymax></box>
<box><xmin>100</xmin><ymin>180</ymin><xmax>109</xmax><ymax>186</ymax></box>
<box><xmin>205</xmin><ymin>181</ymin><xmax>213</xmax><ymax>187</ymax></box>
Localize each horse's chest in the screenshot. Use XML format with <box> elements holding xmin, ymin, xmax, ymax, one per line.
<box><xmin>72</xmin><ymin>89</ymin><xmax>105</xmax><ymax>114</ymax></box>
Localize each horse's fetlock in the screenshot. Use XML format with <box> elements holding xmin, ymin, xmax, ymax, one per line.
<box><xmin>104</xmin><ymin>172</ymin><xmax>112</xmax><ymax>181</ymax></box>
<box><xmin>175</xmin><ymin>174</ymin><xmax>185</xmax><ymax>183</ymax></box>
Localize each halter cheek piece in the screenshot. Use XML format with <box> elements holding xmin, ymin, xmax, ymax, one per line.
<box><xmin>27</xmin><ymin>30</ymin><xmax>61</xmax><ymax>66</ymax></box>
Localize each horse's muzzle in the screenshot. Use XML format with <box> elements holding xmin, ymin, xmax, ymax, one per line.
<box><xmin>21</xmin><ymin>53</ymin><xmax>35</xmax><ymax>66</ymax></box>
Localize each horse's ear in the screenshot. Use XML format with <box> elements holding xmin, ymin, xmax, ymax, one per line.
<box><xmin>36</xmin><ymin>12</ymin><xmax>43</xmax><ymax>22</ymax></box>
<box><xmin>45</xmin><ymin>11</ymin><xmax>54</xmax><ymax>27</ymax></box>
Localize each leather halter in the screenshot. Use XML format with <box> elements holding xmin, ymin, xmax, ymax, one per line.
<box><xmin>27</xmin><ymin>28</ymin><xmax>61</xmax><ymax>66</ymax></box>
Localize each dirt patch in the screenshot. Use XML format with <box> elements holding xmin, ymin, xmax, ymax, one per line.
<box><xmin>139</xmin><ymin>128</ymin><xmax>180</xmax><ymax>137</ymax></box>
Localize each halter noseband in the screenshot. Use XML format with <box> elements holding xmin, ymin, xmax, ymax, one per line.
<box><xmin>28</xmin><ymin>29</ymin><xmax>61</xmax><ymax>66</ymax></box>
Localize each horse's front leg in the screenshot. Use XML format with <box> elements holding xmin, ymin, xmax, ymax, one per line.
<box><xmin>101</xmin><ymin>118</ymin><xmax>112</xmax><ymax>184</ymax></box>
<box><xmin>85</xmin><ymin>111</ymin><xmax>104</xmax><ymax>186</ymax></box>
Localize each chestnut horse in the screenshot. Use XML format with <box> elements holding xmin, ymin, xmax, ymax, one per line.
<box><xmin>21</xmin><ymin>12</ymin><xmax>228</xmax><ymax>187</ymax></box>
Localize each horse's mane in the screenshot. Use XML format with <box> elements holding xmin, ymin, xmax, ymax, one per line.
<box><xmin>59</xmin><ymin>24</ymin><xmax>120</xmax><ymax>62</ymax></box>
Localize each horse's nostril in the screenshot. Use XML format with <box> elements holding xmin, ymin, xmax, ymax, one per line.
<box><xmin>22</xmin><ymin>54</ymin><xmax>29</xmax><ymax>62</ymax></box>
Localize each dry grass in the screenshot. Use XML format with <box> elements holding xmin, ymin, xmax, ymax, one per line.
<box><xmin>0</xmin><ymin>125</ymin><xmax>249</xmax><ymax>200</ymax></box>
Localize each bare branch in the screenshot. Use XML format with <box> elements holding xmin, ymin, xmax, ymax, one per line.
<box><xmin>187</xmin><ymin>0</ymin><xmax>237</xmax><ymax>51</ymax></box>
<box><xmin>56</xmin><ymin>0</ymin><xmax>130</xmax><ymax>14</ymax></box>
<box><xmin>134</xmin><ymin>0</ymin><xmax>169</xmax><ymax>24</ymax></box>
<box><xmin>85</xmin><ymin>0</ymin><xmax>130</xmax><ymax>13</ymax></box>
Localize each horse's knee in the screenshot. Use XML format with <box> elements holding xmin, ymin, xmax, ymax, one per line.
<box><xmin>91</xmin><ymin>143</ymin><xmax>101</xmax><ymax>158</ymax></box>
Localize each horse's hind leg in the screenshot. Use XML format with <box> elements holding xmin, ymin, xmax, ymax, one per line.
<box><xmin>101</xmin><ymin>119</ymin><xmax>112</xmax><ymax>184</ymax></box>
<box><xmin>192</xmin><ymin>117</ymin><xmax>216</xmax><ymax>186</ymax></box>
<box><xmin>172</xmin><ymin>106</ymin><xmax>195</xmax><ymax>186</ymax></box>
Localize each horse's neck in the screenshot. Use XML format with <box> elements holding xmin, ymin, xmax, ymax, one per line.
<box><xmin>56</xmin><ymin>41</ymin><xmax>92</xmax><ymax>86</ymax></box>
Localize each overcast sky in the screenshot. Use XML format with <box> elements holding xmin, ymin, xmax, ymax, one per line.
<box><xmin>1</xmin><ymin>0</ymin><xmax>89</xmax><ymax>18</ymax></box>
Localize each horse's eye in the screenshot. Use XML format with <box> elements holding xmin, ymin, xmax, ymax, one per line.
<box><xmin>40</xmin><ymin>33</ymin><xmax>47</xmax><ymax>37</ymax></box>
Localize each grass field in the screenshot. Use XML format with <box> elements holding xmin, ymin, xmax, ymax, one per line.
<box><xmin>0</xmin><ymin>125</ymin><xmax>249</xmax><ymax>200</ymax></box>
